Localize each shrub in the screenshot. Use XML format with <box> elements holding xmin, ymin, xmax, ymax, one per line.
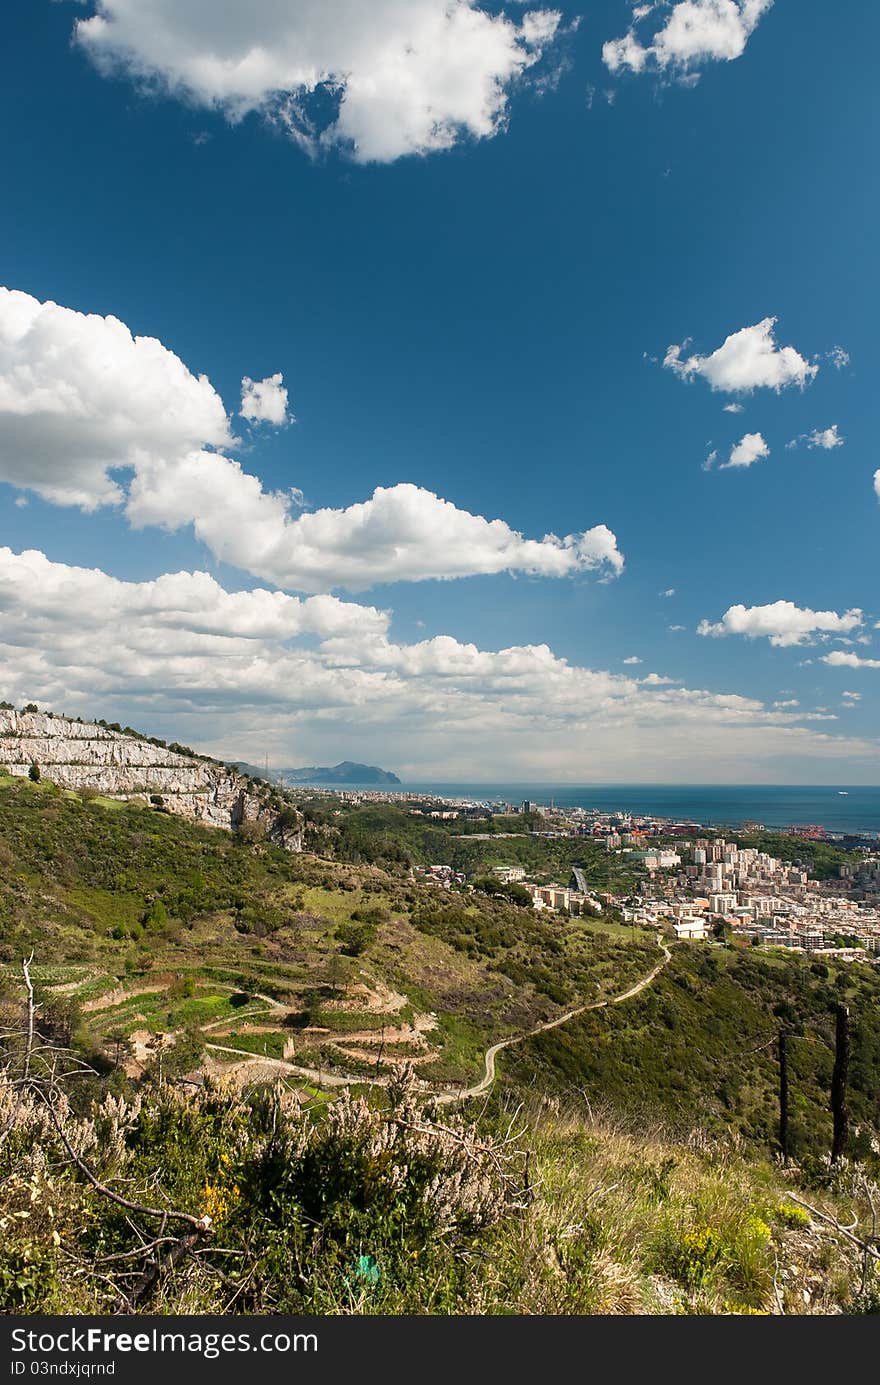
<box><xmin>0</xmin><ymin>1242</ymin><xmax>58</xmax><ymax>1310</ymax></box>
<box><xmin>229</xmin><ymin>1071</ymin><xmax>525</xmax><ymax>1306</ymax></box>
<box><xmin>656</xmin><ymin>1223</ymin><xmax>731</xmax><ymax>1290</ymax></box>
<box><xmin>337</xmin><ymin>920</ymin><xmax>378</xmax><ymax>956</ymax></box>
<box><xmin>650</xmin><ymin>1209</ymin><xmax>772</xmax><ymax>1307</ymax></box>
<box><xmin>775</xmin><ymin>1202</ymin><xmax>811</xmax><ymax>1230</ymax></box>
<box><xmin>350</xmin><ymin>906</ymin><xmax>389</xmax><ymax>926</ymax></box>
<box><xmin>237</xmin><ymin>820</ymin><xmax>268</xmax><ymax>844</ymax></box>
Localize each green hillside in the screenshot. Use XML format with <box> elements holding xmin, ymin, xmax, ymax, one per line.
<box><xmin>0</xmin><ymin>769</ymin><xmax>655</xmax><ymax>1090</ymax></box>
<box><xmin>2</xmin><ymin>765</ymin><xmax>880</xmax><ymax>1315</ymax></box>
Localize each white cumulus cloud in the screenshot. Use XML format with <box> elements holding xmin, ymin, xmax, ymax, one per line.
<box><xmin>0</xmin><ymin>287</ymin><xmax>623</xmax><ymax>592</ymax></box>
<box><xmin>240</xmin><ymin>373</ymin><xmax>291</xmax><ymax>426</ymax></box>
<box><xmin>787</xmin><ymin>424</ymin><xmax>844</xmax><ymax>451</ymax></box>
<box><xmin>128</xmin><ymin>469</ymin><xmax>627</xmax><ymax>592</ymax></box>
<box><xmin>823</xmin><ymin>651</ymin><xmax>880</xmax><ymax>671</ymax></box>
<box><xmin>72</xmin><ymin>0</ymin><xmax>562</xmax><ymax>164</ymax></box>
<box><xmin>664</xmin><ymin>317</ymin><xmax>818</xmax><ymax>394</ymax></box>
<box><xmin>603</xmin><ymin>0</ymin><xmax>773</xmax><ymax>76</ymax></box>
<box><xmin>623</xmin><ymin>655</ymin><xmax>643</xmax><ymax>664</ymax></box>
<box><xmin>698</xmin><ymin>601</ymin><xmax>864</xmax><ymax>648</ymax></box>
<box><xmin>719</xmin><ymin>432</ymin><xmax>769</xmax><ymax>470</ymax></box>
<box><xmin>0</xmin><ymin>286</ymin><xmax>231</xmax><ymax>509</ymax></box>
<box><xmin>807</xmin><ymin>425</ymin><xmax>844</xmax><ymax>450</ymax></box>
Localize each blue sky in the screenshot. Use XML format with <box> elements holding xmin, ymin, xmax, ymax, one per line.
<box><xmin>0</xmin><ymin>0</ymin><xmax>878</xmax><ymax>781</ymax></box>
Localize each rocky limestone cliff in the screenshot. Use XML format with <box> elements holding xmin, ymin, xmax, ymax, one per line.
<box><xmin>0</xmin><ymin>710</ymin><xmax>302</xmax><ymax>850</ymax></box>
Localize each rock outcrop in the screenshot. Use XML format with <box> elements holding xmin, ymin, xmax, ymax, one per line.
<box><xmin>0</xmin><ymin>710</ymin><xmax>303</xmax><ymax>850</ymax></box>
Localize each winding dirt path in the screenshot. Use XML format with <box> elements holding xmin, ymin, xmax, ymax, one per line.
<box><xmin>204</xmin><ymin>1042</ymin><xmax>392</xmax><ymax>1089</ymax></box>
<box><xmin>435</xmin><ymin>940</ymin><xmax>671</xmax><ymax>1104</ymax></box>
<box><xmin>203</xmin><ymin>941</ymin><xmax>672</xmax><ymax>1103</ymax></box>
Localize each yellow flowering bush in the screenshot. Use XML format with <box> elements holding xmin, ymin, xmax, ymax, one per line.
<box><xmin>775</xmin><ymin>1202</ymin><xmax>811</xmax><ymax>1230</ymax></box>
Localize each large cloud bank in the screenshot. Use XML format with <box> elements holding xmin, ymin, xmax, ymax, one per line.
<box><xmin>0</xmin><ymin>288</ymin><xmax>622</xmax><ymax>592</ymax></box>
<box><xmin>1</xmin><ymin>546</ymin><xmax>871</xmax><ymax>779</ymax></box>
<box><xmin>74</xmin><ymin>0</ymin><xmax>562</xmax><ymax>162</ymax></box>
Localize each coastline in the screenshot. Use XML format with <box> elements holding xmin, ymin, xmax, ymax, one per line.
<box><xmin>283</xmin><ymin>781</ymin><xmax>880</xmax><ymax>838</ymax></box>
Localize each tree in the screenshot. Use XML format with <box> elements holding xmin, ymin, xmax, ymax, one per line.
<box><xmin>831</xmin><ymin>1004</ymin><xmax>850</xmax><ymax>1164</ymax></box>
<box><xmin>504</xmin><ymin>882</ymin><xmax>534</xmax><ymax>907</ymax></box>
<box><xmin>778</xmin><ymin>1030</ymin><xmax>790</xmax><ymax>1163</ymax></box>
<box><xmin>141</xmin><ymin>898</ymin><xmax>168</xmax><ymax>928</ymax></box>
<box><xmin>107</xmin><ymin>1029</ymin><xmax>134</xmax><ymax>1072</ymax></box>
<box><xmin>28</xmin><ymin>762</ymin><xmax>41</xmax><ymax>783</ymax></box>
<box><xmin>337</xmin><ymin>920</ymin><xmax>377</xmax><ymax>956</ymax></box>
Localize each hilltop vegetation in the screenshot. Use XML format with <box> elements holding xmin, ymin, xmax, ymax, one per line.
<box><xmin>509</xmin><ymin>945</ymin><xmax>880</xmax><ymax>1166</ymax></box>
<box><xmin>2</xmin><ymin>769</ymin><xmax>879</xmax><ymax>1159</ymax></box>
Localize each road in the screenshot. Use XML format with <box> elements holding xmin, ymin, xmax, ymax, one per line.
<box><xmin>435</xmin><ymin>940</ymin><xmax>672</xmax><ymax>1104</ymax></box>
<box><xmin>204</xmin><ymin>1041</ymin><xmax>392</xmax><ymax>1089</ymax></box>
<box><xmin>204</xmin><ymin>940</ymin><xmax>672</xmax><ymax>1104</ymax></box>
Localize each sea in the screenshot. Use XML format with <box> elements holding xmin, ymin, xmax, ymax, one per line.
<box><xmin>325</xmin><ymin>783</ymin><xmax>880</xmax><ymax>838</ymax></box>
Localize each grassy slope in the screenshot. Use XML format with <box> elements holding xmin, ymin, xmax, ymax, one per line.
<box><xmin>2</xmin><ymin>771</ymin><xmax>879</xmax><ymax>1164</ymax></box>
<box><xmin>2</xmin><ymin>772</ymin><xmax>880</xmax><ymax>1315</ymax></box>
<box><xmin>0</xmin><ymin>1070</ymin><xmax>873</xmax><ymax>1315</ymax></box>
<box><xmin>0</xmin><ymin>772</ymin><xmax>654</xmax><ymax>1087</ymax></box>
<box><xmin>507</xmin><ymin>944</ymin><xmax>880</xmax><ymax>1166</ymax></box>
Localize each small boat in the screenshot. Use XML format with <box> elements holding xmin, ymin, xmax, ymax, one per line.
<box><xmin>838</xmin><ymin>790</ymin><xmax>849</xmax><ymax>796</ymax></box>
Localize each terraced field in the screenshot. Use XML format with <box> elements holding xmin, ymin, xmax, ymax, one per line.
<box><xmin>0</xmin><ymin>769</ymin><xmax>660</xmax><ymax>1096</ymax></box>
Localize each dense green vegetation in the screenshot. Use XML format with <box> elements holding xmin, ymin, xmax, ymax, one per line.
<box><xmin>299</xmin><ymin>799</ymin><xmax>642</xmax><ymax>887</ymax></box>
<box><xmin>1</xmin><ymin>1060</ymin><xmax>876</xmax><ymax>1315</ymax></box>
<box><xmin>0</xmin><ymin>772</ymin><xmax>654</xmax><ymax>1087</ymax></box>
<box><xmin>410</xmin><ymin>896</ymin><xmax>654</xmax><ymax>1008</ymax></box>
<box><xmin>2</xmin><ymin>770</ymin><xmax>878</xmax><ymax>1162</ymax></box>
<box><xmin>508</xmin><ymin>945</ymin><xmax>880</xmax><ymax>1166</ymax></box>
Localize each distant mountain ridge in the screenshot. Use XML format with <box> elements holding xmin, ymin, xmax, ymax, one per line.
<box><xmin>281</xmin><ymin>761</ymin><xmax>401</xmax><ymax>785</ymax></box>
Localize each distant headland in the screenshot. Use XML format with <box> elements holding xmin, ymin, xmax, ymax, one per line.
<box><xmin>236</xmin><ymin>760</ymin><xmax>401</xmax><ymax>786</ymax></box>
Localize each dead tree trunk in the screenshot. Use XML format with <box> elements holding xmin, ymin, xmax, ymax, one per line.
<box><xmin>778</xmin><ymin>1029</ymin><xmax>789</xmax><ymax>1163</ymax></box>
<box><xmin>831</xmin><ymin>1004</ymin><xmax>850</xmax><ymax>1164</ymax></box>
<box><xmin>127</xmin><ymin>1227</ymin><xmax>206</xmax><ymax>1310</ymax></box>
